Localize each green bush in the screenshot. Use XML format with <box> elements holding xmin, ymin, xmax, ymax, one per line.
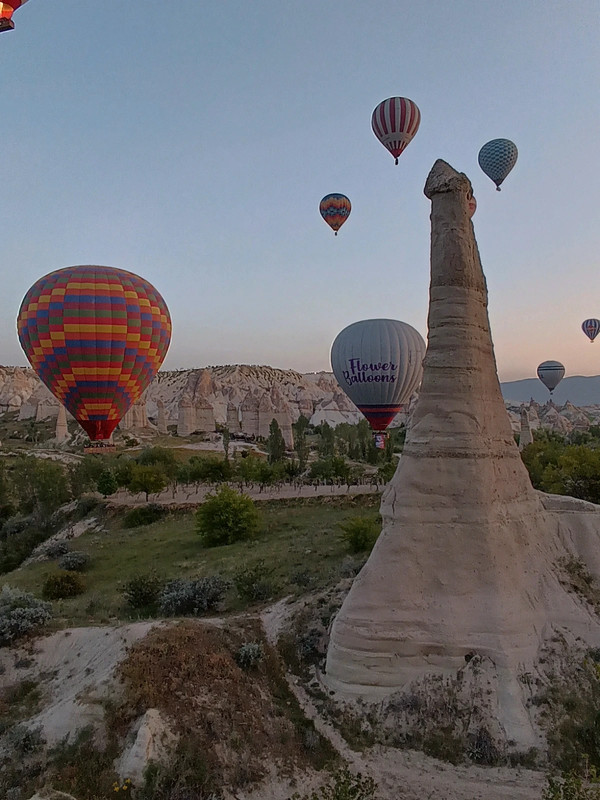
<box><xmin>122</xmin><ymin>504</ymin><xmax>167</xmax><ymax>528</ymax></box>
<box><xmin>339</xmin><ymin>516</ymin><xmax>380</xmax><ymax>553</ymax></box>
<box><xmin>122</xmin><ymin>571</ymin><xmax>166</xmax><ymax>610</ymax></box>
<box><xmin>42</xmin><ymin>571</ymin><xmax>86</xmax><ymax>600</ymax></box>
<box><xmin>233</xmin><ymin>559</ymin><xmax>276</xmax><ymax>602</ymax></box>
<box><xmin>235</xmin><ymin>641</ymin><xmax>264</xmax><ymax>670</ymax></box>
<box><xmin>158</xmin><ymin>576</ymin><xmax>229</xmax><ymax>615</ymax></box>
<box><xmin>544</xmin><ymin>772</ymin><xmax>600</xmax><ymax>800</ymax></box>
<box><xmin>0</xmin><ymin>585</ymin><xmax>52</xmax><ymax>645</ymax></box>
<box><xmin>290</xmin><ymin>767</ymin><xmax>378</xmax><ymax>800</ymax></box>
<box><xmin>195</xmin><ymin>485</ymin><xmax>260</xmax><ymax>547</ymax></box>
<box><xmin>58</xmin><ymin>551</ymin><xmax>90</xmax><ymax>571</ymax></box>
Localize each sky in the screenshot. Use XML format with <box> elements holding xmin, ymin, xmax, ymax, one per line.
<box><xmin>1</xmin><ymin>0</ymin><xmax>598</xmax><ymax>382</ymax></box>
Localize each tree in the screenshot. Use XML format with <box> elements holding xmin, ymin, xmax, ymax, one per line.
<box><xmin>267</xmin><ymin>419</ymin><xmax>286</xmax><ymax>464</ymax></box>
<box><xmin>10</xmin><ymin>456</ymin><xmax>71</xmax><ymax>516</ymax></box>
<box><xmin>317</xmin><ymin>422</ymin><xmax>335</xmax><ymax>459</ymax></box>
<box><xmin>195</xmin><ymin>485</ymin><xmax>261</xmax><ymax>547</ymax></box>
<box><xmin>97</xmin><ymin>469</ymin><xmax>118</xmax><ymax>497</ymax></box>
<box><xmin>293</xmin><ymin>415</ymin><xmax>311</xmax><ymax>470</ymax></box>
<box><xmin>128</xmin><ymin>464</ymin><xmax>168</xmax><ymax>502</ymax></box>
<box><xmin>222</xmin><ymin>428</ymin><xmax>231</xmax><ymax>461</ymax></box>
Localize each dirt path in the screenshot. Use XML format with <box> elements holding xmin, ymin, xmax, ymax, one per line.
<box><xmin>107</xmin><ymin>481</ymin><xmax>382</xmax><ymax>507</ymax></box>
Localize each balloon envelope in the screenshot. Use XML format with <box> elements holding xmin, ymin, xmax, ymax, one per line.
<box><xmin>537</xmin><ymin>361</ymin><xmax>565</xmax><ymax>394</ymax></box>
<box><xmin>582</xmin><ymin>319</ymin><xmax>600</xmax><ymax>343</ymax></box>
<box><xmin>331</xmin><ymin>318</ymin><xmax>426</xmax><ymax>431</ymax></box>
<box><xmin>478</xmin><ymin>139</ymin><xmax>518</xmax><ymax>190</ymax></box>
<box><xmin>0</xmin><ymin>1</ymin><xmax>28</xmax><ymax>30</ymax></box>
<box><xmin>319</xmin><ymin>194</ymin><xmax>351</xmax><ymax>235</ymax></box>
<box><xmin>371</xmin><ymin>97</ymin><xmax>421</xmax><ymax>165</ymax></box>
<box><xmin>17</xmin><ymin>265</ymin><xmax>172</xmax><ymax>441</ymax></box>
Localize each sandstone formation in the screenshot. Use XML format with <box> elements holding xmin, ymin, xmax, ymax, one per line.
<box><xmin>156</xmin><ymin>399</ymin><xmax>168</xmax><ymax>434</ymax></box>
<box><xmin>226</xmin><ymin>401</ymin><xmax>241</xmax><ymax>432</ymax></box>
<box><xmin>115</xmin><ymin>708</ymin><xmax>178</xmax><ymax>785</ymax></box>
<box><xmin>241</xmin><ymin>392</ymin><xmax>260</xmax><ymax>437</ymax></box>
<box><xmin>518</xmin><ymin>406</ymin><xmax>532</xmax><ymax>450</ymax></box>
<box><xmin>325</xmin><ymin>160</ymin><xmax>600</xmax><ymax>750</ymax></box>
<box><xmin>55</xmin><ymin>403</ymin><xmax>69</xmax><ymax>443</ymax></box>
<box><xmin>177</xmin><ymin>395</ymin><xmax>196</xmax><ymax>436</ymax></box>
<box><xmin>195</xmin><ymin>396</ymin><xmax>215</xmax><ymax>433</ymax></box>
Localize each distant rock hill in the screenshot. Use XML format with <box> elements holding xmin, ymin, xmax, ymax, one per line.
<box><xmin>1</xmin><ymin>364</ymin><xmax>599</xmax><ymax>440</ymax></box>
<box><xmin>500</xmin><ymin>374</ymin><xmax>600</xmax><ymax>405</ymax></box>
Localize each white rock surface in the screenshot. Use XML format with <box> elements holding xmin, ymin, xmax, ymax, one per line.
<box><xmin>115</xmin><ymin>708</ymin><xmax>178</xmax><ymax>785</ymax></box>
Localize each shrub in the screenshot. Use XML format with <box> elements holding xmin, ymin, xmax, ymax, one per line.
<box><xmin>122</xmin><ymin>504</ymin><xmax>167</xmax><ymax>528</ymax></box>
<box><xmin>339</xmin><ymin>516</ymin><xmax>380</xmax><ymax>554</ymax></box>
<box><xmin>544</xmin><ymin>772</ymin><xmax>600</xmax><ymax>800</ymax></box>
<box><xmin>196</xmin><ymin>486</ymin><xmax>260</xmax><ymax>547</ymax></box>
<box><xmin>122</xmin><ymin>571</ymin><xmax>166</xmax><ymax>610</ymax></box>
<box><xmin>290</xmin><ymin>767</ymin><xmax>378</xmax><ymax>800</ymax></box>
<box><xmin>235</xmin><ymin>641</ymin><xmax>264</xmax><ymax>670</ymax></box>
<box><xmin>0</xmin><ymin>585</ymin><xmax>52</xmax><ymax>645</ymax></box>
<box><xmin>42</xmin><ymin>571</ymin><xmax>86</xmax><ymax>600</ymax></box>
<box><xmin>42</xmin><ymin>541</ymin><xmax>70</xmax><ymax>560</ymax></box>
<box><xmin>4</xmin><ymin>723</ymin><xmax>46</xmax><ymax>756</ymax></box>
<box><xmin>233</xmin><ymin>559</ymin><xmax>277</xmax><ymax>602</ymax></box>
<box><xmin>159</xmin><ymin>576</ymin><xmax>229</xmax><ymax>616</ymax></box>
<box><xmin>58</xmin><ymin>551</ymin><xmax>90</xmax><ymax>571</ymax></box>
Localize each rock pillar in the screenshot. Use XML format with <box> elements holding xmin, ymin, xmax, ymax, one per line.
<box><xmin>157</xmin><ymin>400</ymin><xmax>168</xmax><ymax>434</ymax></box>
<box><xmin>519</xmin><ymin>406</ymin><xmax>533</xmax><ymax>450</ymax></box>
<box><xmin>325</xmin><ymin>160</ymin><xmax>599</xmax><ymax>748</ymax></box>
<box><xmin>55</xmin><ymin>404</ymin><xmax>69</xmax><ymax>442</ymax></box>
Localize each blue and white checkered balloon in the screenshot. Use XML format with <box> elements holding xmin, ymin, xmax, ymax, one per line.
<box><xmin>478</xmin><ymin>139</ymin><xmax>518</xmax><ymax>191</ymax></box>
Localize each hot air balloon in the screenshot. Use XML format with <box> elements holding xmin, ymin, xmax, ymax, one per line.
<box><xmin>371</xmin><ymin>97</ymin><xmax>421</xmax><ymax>165</ymax></box>
<box><xmin>537</xmin><ymin>361</ymin><xmax>565</xmax><ymax>395</ymax></box>
<box><xmin>478</xmin><ymin>139</ymin><xmax>518</xmax><ymax>191</ymax></box>
<box><xmin>319</xmin><ymin>194</ymin><xmax>351</xmax><ymax>236</ymax></box>
<box><xmin>331</xmin><ymin>319</ymin><xmax>426</xmax><ymax>436</ymax></box>
<box><xmin>582</xmin><ymin>319</ymin><xmax>600</xmax><ymax>343</ymax></box>
<box><xmin>17</xmin><ymin>265</ymin><xmax>171</xmax><ymax>442</ymax></box>
<box><xmin>0</xmin><ymin>1</ymin><xmax>29</xmax><ymax>32</ymax></box>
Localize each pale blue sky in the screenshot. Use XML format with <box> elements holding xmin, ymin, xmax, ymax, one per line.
<box><xmin>1</xmin><ymin>1</ymin><xmax>598</xmax><ymax>381</ymax></box>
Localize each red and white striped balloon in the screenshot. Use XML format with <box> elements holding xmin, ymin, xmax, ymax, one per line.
<box><xmin>371</xmin><ymin>97</ymin><xmax>421</xmax><ymax>165</ymax></box>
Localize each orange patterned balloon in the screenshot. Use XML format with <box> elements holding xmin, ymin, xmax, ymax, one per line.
<box><xmin>17</xmin><ymin>265</ymin><xmax>171</xmax><ymax>441</ymax></box>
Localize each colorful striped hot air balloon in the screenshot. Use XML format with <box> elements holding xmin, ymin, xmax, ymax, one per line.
<box><xmin>319</xmin><ymin>194</ymin><xmax>351</xmax><ymax>236</ymax></box>
<box><xmin>537</xmin><ymin>361</ymin><xmax>565</xmax><ymax>395</ymax></box>
<box><xmin>331</xmin><ymin>318</ymin><xmax>426</xmax><ymax>433</ymax></box>
<box><xmin>582</xmin><ymin>318</ymin><xmax>600</xmax><ymax>343</ymax></box>
<box><xmin>0</xmin><ymin>1</ymin><xmax>29</xmax><ymax>32</ymax></box>
<box><xmin>17</xmin><ymin>265</ymin><xmax>171</xmax><ymax>442</ymax></box>
<box><xmin>371</xmin><ymin>97</ymin><xmax>421</xmax><ymax>165</ymax></box>
<box><xmin>478</xmin><ymin>139</ymin><xmax>518</xmax><ymax>191</ymax></box>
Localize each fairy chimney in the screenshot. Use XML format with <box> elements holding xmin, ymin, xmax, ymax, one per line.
<box><xmin>157</xmin><ymin>399</ymin><xmax>168</xmax><ymax>435</ymax></box>
<box><xmin>518</xmin><ymin>406</ymin><xmax>533</xmax><ymax>450</ymax></box>
<box><xmin>177</xmin><ymin>396</ymin><xmax>195</xmax><ymax>437</ymax></box>
<box><xmin>226</xmin><ymin>402</ymin><xmax>241</xmax><ymax>433</ymax></box>
<box><xmin>55</xmin><ymin>403</ymin><xmax>69</xmax><ymax>442</ymax></box>
<box><xmin>325</xmin><ymin>160</ymin><xmax>600</xmax><ymax>750</ymax></box>
<box><xmin>241</xmin><ymin>393</ymin><xmax>260</xmax><ymax>437</ymax></box>
<box><xmin>258</xmin><ymin>393</ymin><xmax>276</xmax><ymax>439</ymax></box>
<box><xmin>195</xmin><ymin>397</ymin><xmax>215</xmax><ymax>433</ymax></box>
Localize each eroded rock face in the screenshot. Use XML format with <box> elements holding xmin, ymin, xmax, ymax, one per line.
<box><xmin>115</xmin><ymin>708</ymin><xmax>178</xmax><ymax>785</ymax></box>
<box><xmin>325</xmin><ymin>160</ymin><xmax>600</xmax><ymax>749</ymax></box>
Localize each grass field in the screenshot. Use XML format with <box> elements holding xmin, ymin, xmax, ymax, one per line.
<box><xmin>3</xmin><ymin>494</ymin><xmax>380</xmax><ymax>628</ymax></box>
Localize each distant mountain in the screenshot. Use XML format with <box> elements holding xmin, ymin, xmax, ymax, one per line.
<box><xmin>500</xmin><ymin>375</ymin><xmax>600</xmax><ymax>406</ymax></box>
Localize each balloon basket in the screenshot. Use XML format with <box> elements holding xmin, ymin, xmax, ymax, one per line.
<box><xmin>373</xmin><ymin>432</ymin><xmax>388</xmax><ymax>450</ymax></box>
<box><xmin>84</xmin><ymin>442</ymin><xmax>117</xmax><ymax>454</ymax></box>
<box><xmin>0</xmin><ymin>19</ymin><xmax>15</xmax><ymax>32</ymax></box>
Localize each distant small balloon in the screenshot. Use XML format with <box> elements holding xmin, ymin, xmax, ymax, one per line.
<box><xmin>371</xmin><ymin>97</ymin><xmax>421</xmax><ymax>165</ymax></box>
<box><xmin>319</xmin><ymin>194</ymin><xmax>351</xmax><ymax>236</ymax></box>
<box><xmin>582</xmin><ymin>319</ymin><xmax>600</xmax><ymax>343</ymax></box>
<box><xmin>478</xmin><ymin>138</ymin><xmax>518</xmax><ymax>191</ymax></box>
<box><xmin>537</xmin><ymin>361</ymin><xmax>565</xmax><ymax>394</ymax></box>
